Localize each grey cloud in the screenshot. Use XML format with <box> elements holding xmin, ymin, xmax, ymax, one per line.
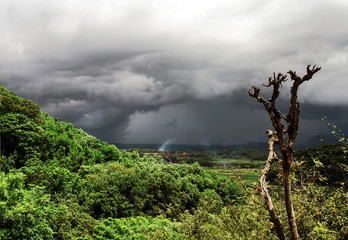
<box><xmin>124</xmin><ymin>95</ymin><xmax>271</xmax><ymax>145</ymax></box>
<box><xmin>124</xmin><ymin>91</ymin><xmax>348</xmax><ymax>146</ymax></box>
<box><xmin>163</xmin><ymin>118</ymin><xmax>178</xmax><ymax>130</ymax></box>
<box><xmin>1</xmin><ymin>0</ymin><xmax>348</xmax><ymax>145</ymax></box>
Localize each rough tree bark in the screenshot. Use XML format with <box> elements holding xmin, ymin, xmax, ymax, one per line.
<box><xmin>248</xmin><ymin>65</ymin><xmax>321</xmax><ymax>240</ymax></box>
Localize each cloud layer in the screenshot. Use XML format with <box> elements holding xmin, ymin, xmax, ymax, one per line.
<box><xmin>1</xmin><ymin>0</ymin><xmax>348</xmax><ymax>145</ymax></box>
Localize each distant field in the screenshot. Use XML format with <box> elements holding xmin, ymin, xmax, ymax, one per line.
<box><xmin>212</xmin><ymin>167</ymin><xmax>261</xmax><ymax>183</ymax></box>
<box><xmin>211</xmin><ymin>158</ymin><xmax>264</xmax><ymax>168</ymax></box>
<box><xmin>208</xmin><ymin>157</ymin><xmax>263</xmax><ymax>183</ymax></box>
<box><xmin>124</xmin><ymin>148</ymin><xmax>266</xmax><ymax>184</ymax></box>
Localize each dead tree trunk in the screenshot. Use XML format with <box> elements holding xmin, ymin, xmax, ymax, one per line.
<box><xmin>248</xmin><ymin>65</ymin><xmax>321</xmax><ymax>240</ymax></box>
<box><xmin>260</xmin><ymin>130</ymin><xmax>286</xmax><ymax>240</ymax></box>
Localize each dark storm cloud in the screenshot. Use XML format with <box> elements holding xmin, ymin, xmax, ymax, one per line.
<box><xmin>125</xmin><ymin>90</ymin><xmax>348</xmax><ymax>146</ymax></box>
<box><xmin>163</xmin><ymin>118</ymin><xmax>178</xmax><ymax>130</ymax></box>
<box><xmin>1</xmin><ymin>0</ymin><xmax>348</xmax><ymax>145</ymax></box>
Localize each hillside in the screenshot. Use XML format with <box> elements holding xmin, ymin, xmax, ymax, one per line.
<box><xmin>0</xmin><ymin>86</ymin><xmax>243</xmax><ymax>239</ymax></box>
<box><xmin>0</xmin><ymin>86</ymin><xmax>347</xmax><ymax>239</ymax></box>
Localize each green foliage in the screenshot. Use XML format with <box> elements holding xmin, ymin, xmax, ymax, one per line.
<box><xmin>178</xmin><ymin>183</ymin><xmax>348</xmax><ymax>239</ymax></box>
<box><xmin>75</xmin><ymin>161</ymin><xmax>243</xmax><ymax>219</ymax></box>
<box><xmin>0</xmin><ymin>86</ymin><xmax>41</xmax><ymax>123</ymax></box>
<box><xmin>292</xmin><ymin>185</ymin><xmax>348</xmax><ymax>239</ymax></box>
<box><xmin>93</xmin><ymin>217</ymin><xmax>185</xmax><ymax>240</ymax></box>
<box><xmin>0</xmin><ymin>112</ymin><xmax>121</xmax><ymax>172</ymax></box>
<box><xmin>53</xmin><ymin>201</ymin><xmax>97</xmax><ymax>240</ymax></box>
<box><xmin>19</xmin><ymin>164</ymin><xmax>78</xmax><ymax>199</ymax></box>
<box><xmin>0</xmin><ymin>172</ymin><xmax>65</xmax><ymax>240</ymax></box>
<box><xmin>294</xmin><ymin>144</ymin><xmax>348</xmax><ymax>188</ymax></box>
<box><xmin>0</xmin><ymin>113</ymin><xmax>44</xmax><ymax>169</ymax></box>
<box><xmin>1</xmin><ymin>87</ymin><xmax>122</xmax><ymax>172</ymax></box>
<box><xmin>41</xmin><ymin>113</ymin><xmax>121</xmax><ymax>171</ymax></box>
<box><xmin>178</xmin><ymin>192</ymin><xmax>278</xmax><ymax>239</ymax></box>
<box><xmin>323</xmin><ymin>118</ymin><xmax>348</xmax><ymax>146</ymax></box>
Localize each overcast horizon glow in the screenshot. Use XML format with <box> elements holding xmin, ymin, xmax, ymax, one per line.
<box><xmin>1</xmin><ymin>0</ymin><xmax>348</xmax><ymax>145</ymax></box>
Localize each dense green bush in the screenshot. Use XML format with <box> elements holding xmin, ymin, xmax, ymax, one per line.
<box><xmin>292</xmin><ymin>185</ymin><xmax>348</xmax><ymax>239</ymax></box>
<box><xmin>0</xmin><ymin>86</ymin><xmax>41</xmax><ymax>123</ymax></box>
<box><xmin>0</xmin><ymin>113</ymin><xmax>45</xmax><ymax>169</ymax></box>
<box><xmin>53</xmin><ymin>201</ymin><xmax>97</xmax><ymax>240</ymax></box>
<box><xmin>92</xmin><ymin>217</ymin><xmax>185</xmax><ymax>240</ymax></box>
<box><xmin>41</xmin><ymin>113</ymin><xmax>122</xmax><ymax>171</ymax></box>
<box><xmin>0</xmin><ymin>172</ymin><xmax>65</xmax><ymax>240</ymax></box>
<box><xmin>75</xmin><ymin>161</ymin><xmax>243</xmax><ymax>219</ymax></box>
<box><xmin>294</xmin><ymin>144</ymin><xmax>348</xmax><ymax>188</ymax></box>
<box><xmin>177</xmin><ymin>183</ymin><xmax>348</xmax><ymax>239</ymax></box>
<box><xmin>19</xmin><ymin>164</ymin><xmax>78</xmax><ymax>199</ymax></box>
<box><xmin>178</xmin><ymin>191</ymin><xmax>278</xmax><ymax>240</ymax></box>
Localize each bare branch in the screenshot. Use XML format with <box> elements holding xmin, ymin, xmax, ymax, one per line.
<box><xmin>249</xmin><ymin>76</ymin><xmax>287</xmax><ymax>150</ymax></box>
<box><xmin>248</xmin><ymin>87</ymin><xmax>280</xmax><ymax>131</ymax></box>
<box><xmin>263</xmin><ymin>72</ymin><xmax>287</xmax><ymax>88</ymax></box>
<box><xmin>287</xmin><ymin>70</ymin><xmax>301</xmax><ymax>82</ymax></box>
<box><xmin>286</xmin><ymin>65</ymin><xmax>321</xmax><ymax>149</ymax></box>
<box><xmin>288</xmin><ymin>64</ymin><xmax>321</xmax><ymax>84</ymax></box>
<box><xmin>248</xmin><ymin>86</ymin><xmax>270</xmax><ymax>110</ymax></box>
<box><xmin>248</xmin><ymin>86</ymin><xmax>260</xmax><ymax>98</ymax></box>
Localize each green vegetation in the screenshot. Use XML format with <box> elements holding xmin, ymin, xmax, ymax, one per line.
<box><xmin>91</xmin><ymin>217</ymin><xmax>185</xmax><ymax>240</ymax></box>
<box><xmin>0</xmin><ymin>86</ymin><xmax>347</xmax><ymax>239</ymax></box>
<box><xmin>132</xmin><ymin>148</ymin><xmax>266</xmax><ymax>185</ymax></box>
<box><xmin>0</xmin><ymin>87</ymin><xmax>242</xmax><ymax>239</ymax></box>
<box><xmin>294</xmin><ymin>144</ymin><xmax>348</xmax><ymax>188</ymax></box>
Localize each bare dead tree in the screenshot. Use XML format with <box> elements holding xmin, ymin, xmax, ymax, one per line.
<box><xmin>248</xmin><ymin>65</ymin><xmax>321</xmax><ymax>240</ymax></box>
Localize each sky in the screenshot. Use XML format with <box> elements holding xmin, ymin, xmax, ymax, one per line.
<box><xmin>1</xmin><ymin>0</ymin><xmax>348</xmax><ymax>146</ymax></box>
